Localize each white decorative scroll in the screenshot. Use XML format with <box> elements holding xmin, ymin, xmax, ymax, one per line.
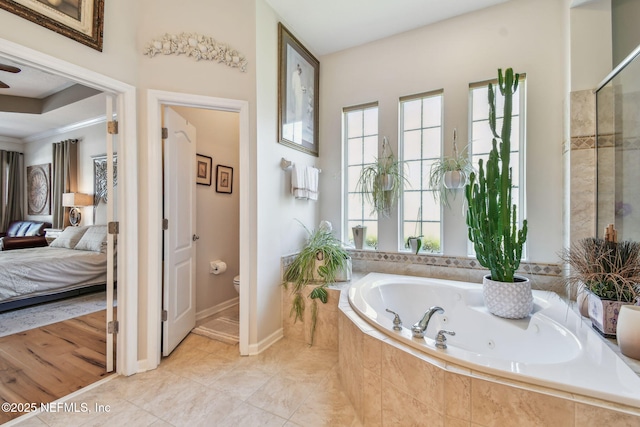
<box><xmin>143</xmin><ymin>32</ymin><xmax>248</xmax><ymax>72</ymax></box>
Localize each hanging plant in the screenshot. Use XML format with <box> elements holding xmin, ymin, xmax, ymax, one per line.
<box><xmin>356</xmin><ymin>137</ymin><xmax>409</xmax><ymax>217</ymax></box>
<box><xmin>429</xmin><ymin>128</ymin><xmax>474</xmax><ymax>208</ymax></box>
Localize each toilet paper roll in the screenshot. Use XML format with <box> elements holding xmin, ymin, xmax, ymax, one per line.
<box><xmin>210</xmin><ymin>260</ymin><xmax>227</xmax><ymax>275</ymax></box>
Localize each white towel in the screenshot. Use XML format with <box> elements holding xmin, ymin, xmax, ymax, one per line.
<box><xmin>291</xmin><ymin>164</ymin><xmax>308</xmax><ymax>199</ymax></box>
<box><xmin>306</xmin><ymin>166</ymin><xmax>319</xmax><ymax>201</ymax></box>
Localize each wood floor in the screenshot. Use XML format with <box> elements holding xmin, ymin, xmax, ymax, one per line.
<box><xmin>0</xmin><ymin>309</ymin><xmax>113</xmax><ymax>424</ymax></box>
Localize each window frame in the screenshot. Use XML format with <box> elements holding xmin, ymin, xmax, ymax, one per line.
<box><xmin>398</xmin><ymin>89</ymin><xmax>444</xmax><ymax>254</ymax></box>
<box><xmin>343</xmin><ymin>102</ymin><xmax>379</xmax><ymax>249</ymax></box>
<box><xmin>467</xmin><ymin>74</ymin><xmax>527</xmax><ymax>258</ymax></box>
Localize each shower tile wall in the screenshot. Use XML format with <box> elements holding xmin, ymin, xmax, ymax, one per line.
<box><xmin>569</xmin><ymin>89</ymin><xmax>597</xmax><ymax>243</ymax></box>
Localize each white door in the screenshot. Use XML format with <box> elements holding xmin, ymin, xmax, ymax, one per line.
<box><xmin>162</xmin><ymin>106</ymin><xmax>197</xmax><ymax>356</ymax></box>
<box><xmin>105</xmin><ymin>95</ymin><xmax>117</xmax><ymax>372</ymax></box>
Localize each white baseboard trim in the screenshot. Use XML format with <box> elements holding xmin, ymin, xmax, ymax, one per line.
<box><xmin>247</xmin><ymin>328</ymin><xmax>284</xmax><ymax>355</ymax></box>
<box><xmin>136</xmin><ymin>359</ymin><xmax>149</xmax><ymax>373</ymax></box>
<box><xmin>196</xmin><ymin>297</ymin><xmax>239</xmax><ymax>321</ymax></box>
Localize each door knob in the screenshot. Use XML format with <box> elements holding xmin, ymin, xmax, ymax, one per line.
<box><xmin>192</xmin><ymin>234</ymin><xmax>200</xmax><ymax>241</ymax></box>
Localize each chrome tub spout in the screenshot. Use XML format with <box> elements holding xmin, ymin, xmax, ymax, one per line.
<box><xmin>411</xmin><ymin>306</ymin><xmax>444</xmax><ymax>338</ymax></box>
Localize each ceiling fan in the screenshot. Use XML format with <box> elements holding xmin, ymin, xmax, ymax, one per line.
<box><xmin>0</xmin><ymin>63</ymin><xmax>21</xmax><ymax>89</ymax></box>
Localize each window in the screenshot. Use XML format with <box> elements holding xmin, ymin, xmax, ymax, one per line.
<box><xmin>399</xmin><ymin>91</ymin><xmax>443</xmax><ymax>253</ymax></box>
<box><xmin>344</xmin><ymin>103</ymin><xmax>378</xmax><ymax>249</ymax></box>
<box><xmin>469</xmin><ymin>75</ymin><xmax>526</xmax><ymax>255</ymax></box>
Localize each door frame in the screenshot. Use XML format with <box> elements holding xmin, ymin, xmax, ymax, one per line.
<box><xmin>0</xmin><ymin>37</ymin><xmax>138</xmax><ymax>376</ymax></box>
<box><xmin>146</xmin><ymin>90</ymin><xmax>250</xmax><ymax>368</ymax></box>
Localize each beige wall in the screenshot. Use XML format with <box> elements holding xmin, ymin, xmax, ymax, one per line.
<box><xmin>23</xmin><ymin>119</ymin><xmax>107</xmax><ymax>226</ymax></box>
<box><xmin>171</xmin><ymin>106</ymin><xmax>240</xmax><ymax>315</ymax></box>
<box><xmin>320</xmin><ymin>0</ymin><xmax>567</xmax><ymax>263</ymax></box>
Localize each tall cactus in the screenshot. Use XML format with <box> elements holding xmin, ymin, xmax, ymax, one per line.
<box><xmin>465</xmin><ymin>68</ymin><xmax>528</xmax><ymax>283</ymax></box>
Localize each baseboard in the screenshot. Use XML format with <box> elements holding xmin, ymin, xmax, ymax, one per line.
<box><xmin>196</xmin><ymin>297</ymin><xmax>239</xmax><ymax>321</ymax></box>
<box><xmin>247</xmin><ymin>327</ymin><xmax>284</xmax><ymax>355</ymax></box>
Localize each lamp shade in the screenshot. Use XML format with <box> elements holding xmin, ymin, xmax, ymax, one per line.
<box><xmin>62</xmin><ymin>192</ymin><xmax>93</xmax><ymax>207</ymax></box>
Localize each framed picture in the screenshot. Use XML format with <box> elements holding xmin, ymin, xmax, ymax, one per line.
<box><xmin>27</xmin><ymin>163</ymin><xmax>51</xmax><ymax>215</ymax></box>
<box><xmin>0</xmin><ymin>0</ymin><xmax>105</xmax><ymax>51</ymax></box>
<box><xmin>278</xmin><ymin>22</ymin><xmax>319</xmax><ymax>157</ymax></box>
<box><xmin>196</xmin><ymin>154</ymin><xmax>213</xmax><ymax>186</ymax></box>
<box><xmin>216</xmin><ymin>165</ymin><xmax>233</xmax><ymax>194</ymax></box>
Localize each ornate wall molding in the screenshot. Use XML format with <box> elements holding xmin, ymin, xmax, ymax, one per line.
<box><xmin>143</xmin><ymin>32</ymin><xmax>248</xmax><ymax>72</ymax></box>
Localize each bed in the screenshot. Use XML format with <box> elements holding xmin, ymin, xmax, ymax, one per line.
<box><xmin>0</xmin><ymin>225</ymin><xmax>110</xmax><ymax>312</ymax></box>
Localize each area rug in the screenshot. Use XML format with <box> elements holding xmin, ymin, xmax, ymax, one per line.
<box><xmin>0</xmin><ymin>291</ymin><xmax>113</xmax><ymax>337</ymax></box>
<box><xmin>192</xmin><ymin>316</ymin><xmax>239</xmax><ymax>345</ymax></box>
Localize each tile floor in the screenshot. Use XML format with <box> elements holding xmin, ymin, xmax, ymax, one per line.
<box><xmin>9</xmin><ymin>332</ymin><xmax>361</xmax><ymax>426</ymax></box>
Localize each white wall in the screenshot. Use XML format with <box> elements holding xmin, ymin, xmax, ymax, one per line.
<box><xmin>319</xmin><ymin>0</ymin><xmax>567</xmax><ymax>264</ymax></box>
<box><xmin>23</xmin><ymin>120</ymin><xmax>106</xmax><ymax>225</ymax></box>
<box><xmin>255</xmin><ymin>0</ymin><xmax>323</xmax><ymax>347</ymax></box>
<box><xmin>171</xmin><ymin>106</ymin><xmax>240</xmax><ymax>314</ymax></box>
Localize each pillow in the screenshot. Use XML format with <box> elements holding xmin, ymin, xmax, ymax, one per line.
<box><xmin>49</xmin><ymin>226</ymin><xmax>90</xmax><ymax>249</ymax></box>
<box><xmin>25</xmin><ymin>222</ymin><xmax>45</xmax><ymax>237</ymax></box>
<box><xmin>74</xmin><ymin>225</ymin><xmax>108</xmax><ymax>252</ymax></box>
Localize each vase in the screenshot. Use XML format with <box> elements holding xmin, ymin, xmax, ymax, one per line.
<box><xmin>617</xmin><ymin>305</ymin><xmax>640</xmax><ymax>360</ymax></box>
<box><xmin>482</xmin><ymin>274</ymin><xmax>533</xmax><ymax>319</ymax></box>
<box><xmin>576</xmin><ymin>287</ymin><xmax>590</xmax><ymax>317</ymax></box>
<box><xmin>443</xmin><ymin>170</ymin><xmax>466</xmax><ymax>189</ymax></box>
<box><xmin>407</xmin><ymin>237</ymin><xmax>421</xmax><ymax>254</ymax></box>
<box><xmin>587</xmin><ymin>292</ymin><xmax>634</xmax><ymax>338</ymax></box>
<box><xmin>352</xmin><ymin>226</ymin><xmax>366</xmax><ymax>249</ymax></box>
<box><xmin>377</xmin><ymin>174</ymin><xmax>395</xmax><ymax>191</ymax></box>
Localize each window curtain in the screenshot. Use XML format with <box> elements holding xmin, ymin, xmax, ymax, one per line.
<box><xmin>51</xmin><ymin>139</ymin><xmax>78</xmax><ymax>229</ymax></box>
<box><xmin>0</xmin><ymin>150</ymin><xmax>23</xmax><ymax>232</ymax></box>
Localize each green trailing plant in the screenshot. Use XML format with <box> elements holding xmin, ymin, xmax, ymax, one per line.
<box><xmin>282</xmin><ymin>221</ymin><xmax>350</xmax><ymax>345</ymax></box>
<box><xmin>356</xmin><ymin>136</ymin><xmax>409</xmax><ymax>217</ymax></box>
<box><xmin>561</xmin><ymin>238</ymin><xmax>640</xmax><ymax>303</ymax></box>
<box><xmin>429</xmin><ymin>129</ymin><xmax>474</xmax><ymax>208</ymax></box>
<box><xmin>465</xmin><ymin>68</ymin><xmax>527</xmax><ymax>283</ymax></box>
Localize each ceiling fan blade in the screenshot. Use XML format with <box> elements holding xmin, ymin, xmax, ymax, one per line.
<box><xmin>0</xmin><ymin>64</ymin><xmax>21</xmax><ymax>74</ymax></box>
<box><xmin>0</xmin><ymin>81</ymin><xmax>9</xmax><ymax>89</ymax></box>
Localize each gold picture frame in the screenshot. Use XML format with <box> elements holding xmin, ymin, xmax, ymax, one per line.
<box><xmin>0</xmin><ymin>0</ymin><xmax>105</xmax><ymax>51</ymax></box>
<box><xmin>278</xmin><ymin>22</ymin><xmax>319</xmax><ymax>157</ymax></box>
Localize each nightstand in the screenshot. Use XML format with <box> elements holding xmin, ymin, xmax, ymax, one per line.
<box><xmin>44</xmin><ymin>228</ymin><xmax>63</xmax><ymax>244</ymax></box>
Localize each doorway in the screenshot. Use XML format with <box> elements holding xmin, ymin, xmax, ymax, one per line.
<box><xmin>146</xmin><ymin>91</ymin><xmax>250</xmax><ymax>368</ymax></box>
<box><xmin>0</xmin><ymin>38</ymin><xmax>138</xmax><ymax>377</ymax></box>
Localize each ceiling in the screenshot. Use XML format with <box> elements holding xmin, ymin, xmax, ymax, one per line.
<box><xmin>0</xmin><ymin>0</ymin><xmax>514</xmax><ymax>140</ymax></box>
<box><xmin>0</xmin><ymin>57</ymin><xmax>105</xmax><ymax>142</ymax></box>
<box><xmin>265</xmin><ymin>0</ymin><xmax>512</xmax><ymax>55</ymax></box>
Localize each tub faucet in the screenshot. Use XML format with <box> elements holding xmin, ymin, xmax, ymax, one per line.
<box><xmin>411</xmin><ymin>306</ymin><xmax>444</xmax><ymax>338</ymax></box>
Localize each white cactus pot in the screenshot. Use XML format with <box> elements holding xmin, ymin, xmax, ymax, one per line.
<box><xmin>482</xmin><ymin>274</ymin><xmax>533</xmax><ymax>319</ymax></box>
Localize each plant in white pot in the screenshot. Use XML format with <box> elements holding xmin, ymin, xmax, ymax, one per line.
<box><xmin>465</xmin><ymin>68</ymin><xmax>531</xmax><ymax>319</ymax></box>
<box><xmin>429</xmin><ymin>129</ymin><xmax>474</xmax><ymax>208</ymax></box>
<box><xmin>561</xmin><ymin>236</ymin><xmax>640</xmax><ymax>337</ymax></box>
<box><xmin>356</xmin><ymin>136</ymin><xmax>408</xmax><ymax>218</ymax></box>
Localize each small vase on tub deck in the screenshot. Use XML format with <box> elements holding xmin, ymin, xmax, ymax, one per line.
<box><xmin>483</xmin><ymin>275</ymin><xmax>533</xmax><ymax>319</ymax></box>
<box><xmin>352</xmin><ymin>225</ymin><xmax>366</xmax><ymax>249</ymax></box>
<box><xmin>617</xmin><ymin>305</ymin><xmax>640</xmax><ymax>360</ymax></box>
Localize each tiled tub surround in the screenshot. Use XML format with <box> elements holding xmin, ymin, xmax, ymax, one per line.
<box><xmin>339</xmin><ymin>274</ymin><xmax>640</xmax><ymax>426</ymax></box>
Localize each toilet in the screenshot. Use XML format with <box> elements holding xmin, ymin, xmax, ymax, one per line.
<box><xmin>233</xmin><ymin>275</ymin><xmax>240</xmax><ymax>294</ymax></box>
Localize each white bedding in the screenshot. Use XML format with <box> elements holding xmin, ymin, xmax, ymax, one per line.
<box><xmin>0</xmin><ymin>246</ymin><xmax>107</xmax><ymax>303</ymax></box>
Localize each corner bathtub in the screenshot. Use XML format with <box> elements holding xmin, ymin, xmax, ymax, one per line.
<box><xmin>348</xmin><ymin>272</ymin><xmax>640</xmax><ymax>408</ymax></box>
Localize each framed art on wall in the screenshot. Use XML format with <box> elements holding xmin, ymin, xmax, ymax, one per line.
<box><xmin>0</xmin><ymin>0</ymin><xmax>105</xmax><ymax>51</ymax></box>
<box><xmin>216</xmin><ymin>165</ymin><xmax>233</xmax><ymax>194</ymax></box>
<box><xmin>196</xmin><ymin>154</ymin><xmax>213</xmax><ymax>186</ymax></box>
<box><xmin>27</xmin><ymin>163</ymin><xmax>51</xmax><ymax>215</ymax></box>
<box><xmin>278</xmin><ymin>22</ymin><xmax>320</xmax><ymax>157</ymax></box>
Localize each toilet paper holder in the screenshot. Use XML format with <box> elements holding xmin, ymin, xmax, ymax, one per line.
<box><xmin>210</xmin><ymin>260</ymin><xmax>227</xmax><ymax>275</ymax></box>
